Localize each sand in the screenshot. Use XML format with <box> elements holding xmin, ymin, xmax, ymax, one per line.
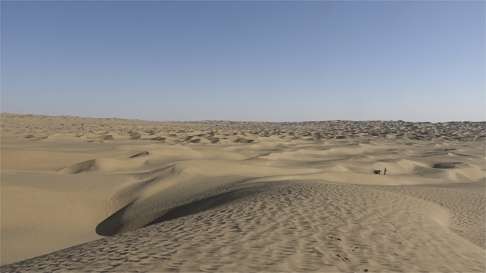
<box><xmin>1</xmin><ymin>113</ymin><xmax>485</xmax><ymax>272</ymax></box>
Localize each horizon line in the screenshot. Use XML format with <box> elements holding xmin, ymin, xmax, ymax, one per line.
<box><xmin>2</xmin><ymin>112</ymin><xmax>484</xmax><ymax>124</ymax></box>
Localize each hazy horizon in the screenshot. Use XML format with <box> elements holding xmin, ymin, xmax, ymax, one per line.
<box><xmin>1</xmin><ymin>1</ymin><xmax>485</xmax><ymax>122</ymax></box>
<box><xmin>3</xmin><ymin>111</ymin><xmax>485</xmax><ymax>124</ymax></box>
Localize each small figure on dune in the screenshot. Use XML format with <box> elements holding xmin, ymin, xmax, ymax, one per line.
<box><xmin>384</xmin><ymin>168</ymin><xmax>387</xmax><ymax>175</ymax></box>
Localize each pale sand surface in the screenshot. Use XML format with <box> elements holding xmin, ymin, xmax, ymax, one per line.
<box><xmin>1</xmin><ymin>113</ymin><xmax>485</xmax><ymax>272</ymax></box>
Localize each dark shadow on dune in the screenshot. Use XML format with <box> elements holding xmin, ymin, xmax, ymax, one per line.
<box><xmin>432</xmin><ymin>162</ymin><xmax>463</xmax><ymax>169</ymax></box>
<box><xmin>95</xmin><ymin>183</ymin><xmax>272</xmax><ymax>237</ymax></box>
<box><xmin>144</xmin><ymin>185</ymin><xmax>266</xmax><ymax>227</ymax></box>
<box><xmin>60</xmin><ymin>159</ymin><xmax>97</xmax><ymax>174</ymax></box>
<box><xmin>95</xmin><ymin>202</ymin><xmax>134</xmax><ymax>236</ymax></box>
<box><xmin>129</xmin><ymin>151</ymin><xmax>149</xmax><ymax>158</ymax></box>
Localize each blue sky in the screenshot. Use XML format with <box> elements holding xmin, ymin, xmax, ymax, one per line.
<box><xmin>1</xmin><ymin>1</ymin><xmax>485</xmax><ymax>121</ymax></box>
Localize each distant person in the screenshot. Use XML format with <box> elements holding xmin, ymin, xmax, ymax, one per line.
<box><xmin>384</xmin><ymin>168</ymin><xmax>387</xmax><ymax>175</ymax></box>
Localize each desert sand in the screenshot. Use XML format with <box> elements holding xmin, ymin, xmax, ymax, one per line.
<box><xmin>1</xmin><ymin>113</ymin><xmax>485</xmax><ymax>272</ymax></box>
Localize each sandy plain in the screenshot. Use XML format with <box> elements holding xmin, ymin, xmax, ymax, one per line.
<box><xmin>1</xmin><ymin>113</ymin><xmax>485</xmax><ymax>272</ymax></box>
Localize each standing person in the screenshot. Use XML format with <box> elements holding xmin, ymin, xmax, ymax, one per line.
<box><xmin>384</xmin><ymin>168</ymin><xmax>387</xmax><ymax>175</ymax></box>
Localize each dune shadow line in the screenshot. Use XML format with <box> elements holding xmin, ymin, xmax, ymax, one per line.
<box><xmin>95</xmin><ymin>183</ymin><xmax>270</xmax><ymax>236</ymax></box>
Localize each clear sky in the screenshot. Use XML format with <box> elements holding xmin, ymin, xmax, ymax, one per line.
<box><xmin>1</xmin><ymin>1</ymin><xmax>485</xmax><ymax>121</ymax></box>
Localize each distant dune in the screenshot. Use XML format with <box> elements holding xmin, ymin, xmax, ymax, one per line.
<box><xmin>1</xmin><ymin>113</ymin><xmax>485</xmax><ymax>272</ymax></box>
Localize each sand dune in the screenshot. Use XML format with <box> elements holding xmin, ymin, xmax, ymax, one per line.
<box><xmin>1</xmin><ymin>114</ymin><xmax>485</xmax><ymax>271</ymax></box>
<box><xmin>3</xmin><ymin>182</ymin><xmax>485</xmax><ymax>272</ymax></box>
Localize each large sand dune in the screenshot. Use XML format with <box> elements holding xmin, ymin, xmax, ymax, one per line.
<box><xmin>1</xmin><ymin>114</ymin><xmax>485</xmax><ymax>272</ymax></box>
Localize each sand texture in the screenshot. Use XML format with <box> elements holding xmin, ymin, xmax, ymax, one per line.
<box><xmin>1</xmin><ymin>113</ymin><xmax>485</xmax><ymax>272</ymax></box>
